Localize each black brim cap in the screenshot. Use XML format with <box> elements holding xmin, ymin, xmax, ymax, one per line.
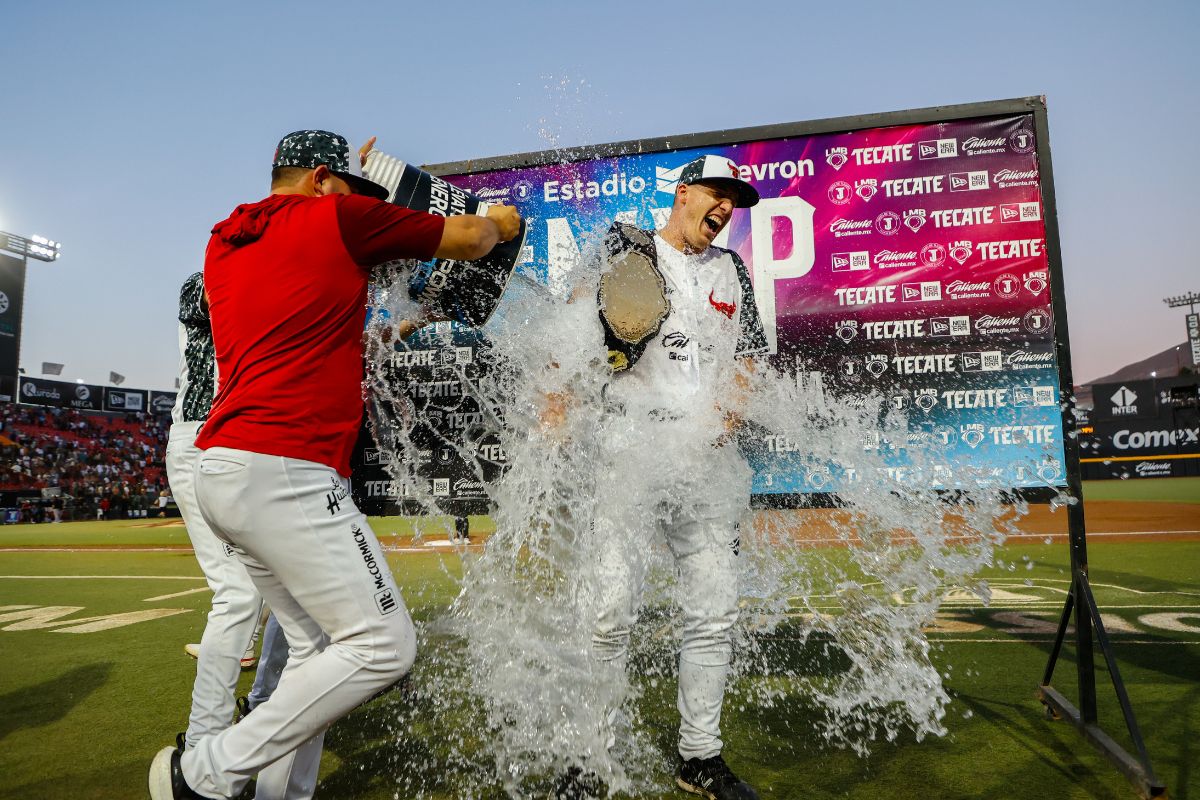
<box><xmin>334</xmin><ymin>172</ymin><xmax>390</xmax><ymax>201</ymax></box>
<box><xmin>677</xmin><ymin>155</ymin><xmax>760</xmax><ymax>208</ymax></box>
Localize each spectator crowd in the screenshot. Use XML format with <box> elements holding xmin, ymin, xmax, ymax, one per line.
<box><xmin>0</xmin><ymin>402</ymin><xmax>171</xmax><ymax>522</ymax></box>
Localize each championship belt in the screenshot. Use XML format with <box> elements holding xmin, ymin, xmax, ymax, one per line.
<box><xmin>599</xmin><ymin>223</ymin><xmax>670</xmax><ymax>372</ymax></box>
<box><xmin>364</xmin><ymin>150</ymin><xmax>527</xmax><ymax>327</ymax></box>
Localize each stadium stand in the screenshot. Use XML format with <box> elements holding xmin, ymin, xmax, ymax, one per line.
<box><xmin>0</xmin><ymin>402</ymin><xmax>169</xmax><ymax>522</ymax></box>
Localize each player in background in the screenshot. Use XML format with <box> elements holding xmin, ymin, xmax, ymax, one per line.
<box><xmin>150</xmin><ymin>129</ymin><xmax>520</xmax><ymax>800</ymax></box>
<box><xmin>165</xmin><ymin>271</ymin><xmax>264</xmax><ymax>752</ymax></box>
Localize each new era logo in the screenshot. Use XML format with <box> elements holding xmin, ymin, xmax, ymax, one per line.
<box><xmin>1001</xmin><ymin>202</ymin><xmax>1041</xmax><ymax>222</ymax></box>
<box><xmin>902</xmin><ymin>282</ymin><xmax>941</xmax><ymax>302</ymax></box>
<box><xmin>918</xmin><ymin>138</ymin><xmax>958</xmax><ymax>159</ymax></box>
<box><xmin>832</xmin><ymin>251</ymin><xmax>870</xmax><ymax>272</ymax></box>
<box><xmin>949</xmin><ymin>171</ymin><xmax>989</xmax><ymax>191</ymax></box>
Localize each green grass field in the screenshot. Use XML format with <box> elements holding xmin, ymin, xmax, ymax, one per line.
<box><xmin>1</xmin><ymin>479</ymin><xmax>1197</xmax><ymax>799</ymax></box>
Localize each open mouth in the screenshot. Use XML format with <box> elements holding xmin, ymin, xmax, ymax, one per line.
<box><xmin>703</xmin><ymin>215</ymin><xmax>723</xmax><ymax>235</ymax></box>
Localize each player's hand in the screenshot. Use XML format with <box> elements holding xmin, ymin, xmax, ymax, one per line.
<box><xmin>359</xmin><ymin>136</ymin><xmax>377</xmax><ymax>167</ymax></box>
<box><xmin>486</xmin><ymin>203</ymin><xmax>522</xmax><ymax>243</ymax></box>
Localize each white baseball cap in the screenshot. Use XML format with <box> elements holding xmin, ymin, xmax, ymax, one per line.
<box><xmin>676</xmin><ymin>155</ymin><xmax>759</xmax><ymax>207</ymax></box>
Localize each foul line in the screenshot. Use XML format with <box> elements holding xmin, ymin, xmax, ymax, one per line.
<box><xmin>143</xmin><ymin>587</ymin><xmax>211</xmax><ymax>601</ymax></box>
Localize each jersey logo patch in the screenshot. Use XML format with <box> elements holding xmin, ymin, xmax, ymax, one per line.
<box><xmin>708</xmin><ymin>290</ymin><xmax>736</xmax><ymax>319</ymax></box>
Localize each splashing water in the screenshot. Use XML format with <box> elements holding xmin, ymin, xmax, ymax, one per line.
<box><xmin>359</xmin><ymin>222</ymin><xmax>1034</xmax><ymax>798</ymax></box>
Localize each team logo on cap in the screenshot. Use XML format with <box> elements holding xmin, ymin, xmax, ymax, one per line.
<box><xmin>825</xmin><ymin>147</ymin><xmax>848</xmax><ymax>170</ymax></box>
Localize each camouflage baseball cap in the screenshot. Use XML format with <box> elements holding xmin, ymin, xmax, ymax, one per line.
<box><xmin>272</xmin><ymin>130</ymin><xmax>389</xmax><ymax>200</ymax></box>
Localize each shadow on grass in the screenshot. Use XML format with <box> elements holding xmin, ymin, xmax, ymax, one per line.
<box><xmin>0</xmin><ymin>662</ymin><xmax>112</xmax><ymax>743</ymax></box>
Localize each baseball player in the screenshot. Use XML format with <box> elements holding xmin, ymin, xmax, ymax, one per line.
<box><xmin>150</xmin><ymin>130</ymin><xmax>521</xmax><ymax>800</ymax></box>
<box><xmin>557</xmin><ymin>155</ymin><xmax>766</xmax><ymax>800</ymax></box>
<box><xmin>165</xmin><ymin>271</ymin><xmax>265</xmax><ymax>751</ymax></box>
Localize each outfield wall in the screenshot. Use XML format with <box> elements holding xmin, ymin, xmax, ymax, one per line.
<box><xmin>1081</xmin><ymin>375</ymin><xmax>1200</xmax><ymax>479</ymax></box>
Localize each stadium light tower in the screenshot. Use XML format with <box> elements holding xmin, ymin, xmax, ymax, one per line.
<box><xmin>0</xmin><ymin>229</ymin><xmax>61</xmax><ymax>402</ymax></box>
<box><xmin>1164</xmin><ymin>291</ymin><xmax>1200</xmax><ymax>371</ymax></box>
<box><xmin>0</xmin><ymin>231</ymin><xmax>62</xmax><ymax>263</ymax></box>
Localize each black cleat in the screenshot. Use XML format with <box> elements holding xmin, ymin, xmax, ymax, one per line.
<box><xmin>175</xmin><ymin>731</ymin><xmax>187</xmax><ymax>752</ymax></box>
<box><xmin>550</xmin><ymin>766</ymin><xmax>607</xmax><ymax>799</ymax></box>
<box><xmin>676</xmin><ymin>754</ymin><xmax>759</xmax><ymax>800</ymax></box>
<box><xmin>149</xmin><ymin>745</ymin><xmax>208</xmax><ymax>799</ymax></box>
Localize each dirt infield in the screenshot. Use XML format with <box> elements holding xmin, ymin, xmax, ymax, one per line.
<box><xmin>749</xmin><ymin>499</ymin><xmax>1199</xmax><ymax>547</ymax></box>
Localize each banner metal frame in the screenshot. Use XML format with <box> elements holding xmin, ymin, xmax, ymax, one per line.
<box><xmin>426</xmin><ymin>97</ymin><xmax>1165</xmax><ymax>797</ymax></box>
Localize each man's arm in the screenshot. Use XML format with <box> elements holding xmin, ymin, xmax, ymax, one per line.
<box><xmin>434</xmin><ymin>204</ymin><xmax>521</xmax><ymax>260</ymax></box>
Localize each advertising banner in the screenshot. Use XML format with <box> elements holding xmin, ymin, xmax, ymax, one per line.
<box><xmin>353</xmin><ymin>321</ymin><xmax>505</xmax><ymax>516</ymax></box>
<box><xmin>149</xmin><ymin>390</ymin><xmax>178</xmax><ymax>416</ymax></box>
<box><xmin>17</xmin><ymin>377</ymin><xmax>104</xmax><ymax>411</ymax></box>
<box><xmin>429</xmin><ymin>103</ymin><xmax>1068</xmax><ymax>496</ymax></box>
<box><xmin>1081</xmin><ymin>376</ymin><xmax>1200</xmax><ymax>479</ymax></box>
<box><xmin>103</xmin><ymin>387</ymin><xmax>147</xmax><ymax>413</ymax></box>
<box><xmin>1091</xmin><ymin>379</ymin><xmax>1158</xmax><ymax>422</ymax></box>
<box><xmin>0</xmin><ymin>253</ymin><xmax>27</xmax><ymax>400</ymax></box>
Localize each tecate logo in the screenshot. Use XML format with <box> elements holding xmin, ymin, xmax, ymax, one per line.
<box><xmin>976</xmin><ymin>238</ymin><xmax>1044</xmax><ymax>261</ymax></box>
<box><xmin>851</xmin><ymin>144</ymin><xmax>913</xmax><ymax>165</ymax></box>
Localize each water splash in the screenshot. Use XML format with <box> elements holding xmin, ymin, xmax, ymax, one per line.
<box><xmin>362</xmin><ymin>236</ymin><xmax>1029</xmax><ymax>797</ymax></box>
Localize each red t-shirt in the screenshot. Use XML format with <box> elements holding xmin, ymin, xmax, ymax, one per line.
<box><xmin>195</xmin><ymin>193</ymin><xmax>445</xmax><ymax>476</ymax></box>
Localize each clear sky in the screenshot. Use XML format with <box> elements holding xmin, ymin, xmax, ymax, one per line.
<box><xmin>1</xmin><ymin>0</ymin><xmax>1196</xmax><ymax>390</ymax></box>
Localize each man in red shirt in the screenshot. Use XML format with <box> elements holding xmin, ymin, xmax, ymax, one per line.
<box><xmin>150</xmin><ymin>130</ymin><xmax>521</xmax><ymax>800</ymax></box>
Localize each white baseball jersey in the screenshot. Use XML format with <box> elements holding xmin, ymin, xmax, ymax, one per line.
<box><xmin>604</xmin><ymin>234</ymin><xmax>767</xmax><ymax>417</ymax></box>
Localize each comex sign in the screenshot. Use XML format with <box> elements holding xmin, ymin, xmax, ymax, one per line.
<box><xmin>1112</xmin><ymin>427</ymin><xmax>1199</xmax><ymax>450</ymax></box>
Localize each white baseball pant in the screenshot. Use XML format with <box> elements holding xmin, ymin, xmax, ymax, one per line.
<box><xmin>590</xmin><ymin>418</ymin><xmax>749</xmax><ymax>761</ymax></box>
<box><xmin>166</xmin><ymin>422</ymin><xmax>263</xmax><ymax>749</ymax></box>
<box><xmin>180</xmin><ymin>447</ymin><xmax>416</xmax><ymax>800</ymax></box>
